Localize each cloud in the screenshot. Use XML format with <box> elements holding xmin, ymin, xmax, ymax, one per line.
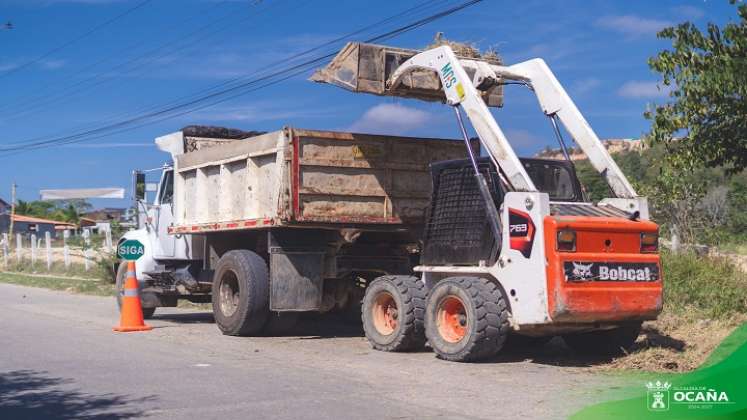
<box><xmin>39</xmin><ymin>59</ymin><xmax>65</xmax><ymax>70</ymax></box>
<box><xmin>617</xmin><ymin>81</ymin><xmax>671</xmax><ymax>99</ymax></box>
<box><xmin>595</xmin><ymin>15</ymin><xmax>672</xmax><ymax>38</ymax></box>
<box><xmin>571</xmin><ymin>78</ymin><xmax>601</xmax><ymax>94</ymax></box>
<box><xmin>191</xmin><ymin>102</ymin><xmax>337</xmax><ymax>123</ymax></box>
<box><xmin>347</xmin><ymin>103</ymin><xmax>431</xmax><ymax>135</ymax></box>
<box><xmin>673</xmin><ymin>5</ymin><xmax>704</xmax><ymax>20</ymax></box>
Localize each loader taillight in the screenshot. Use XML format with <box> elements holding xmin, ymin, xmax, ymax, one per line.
<box><xmin>557</xmin><ymin>229</ymin><xmax>576</xmax><ymax>252</ymax></box>
<box><xmin>640</xmin><ymin>232</ymin><xmax>659</xmax><ymax>253</ymax></box>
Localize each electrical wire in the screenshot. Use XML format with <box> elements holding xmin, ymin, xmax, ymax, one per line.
<box><xmin>0</xmin><ymin>0</ymin><xmax>483</xmax><ymax>155</ymax></box>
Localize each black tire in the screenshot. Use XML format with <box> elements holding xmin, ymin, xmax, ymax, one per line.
<box><xmin>115</xmin><ymin>261</ymin><xmax>156</xmax><ymax>320</ymax></box>
<box><xmin>211</xmin><ymin>250</ymin><xmax>270</xmax><ymax>336</ymax></box>
<box><xmin>263</xmin><ymin>312</ymin><xmax>299</xmax><ymax>335</ymax></box>
<box><xmin>362</xmin><ymin>275</ymin><xmax>426</xmax><ymax>352</ymax></box>
<box><xmin>562</xmin><ymin>322</ymin><xmax>642</xmax><ymax>356</ymax></box>
<box><xmin>425</xmin><ymin>277</ymin><xmax>510</xmax><ymax>362</ymax></box>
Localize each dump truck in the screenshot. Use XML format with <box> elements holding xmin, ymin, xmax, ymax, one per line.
<box><xmin>118</xmin><ymin>42</ymin><xmax>662</xmax><ymax>362</ymax></box>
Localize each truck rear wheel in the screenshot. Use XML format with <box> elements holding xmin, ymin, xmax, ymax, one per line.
<box><xmin>362</xmin><ymin>275</ymin><xmax>426</xmax><ymax>352</ymax></box>
<box><xmin>115</xmin><ymin>261</ymin><xmax>156</xmax><ymax>319</ymax></box>
<box><xmin>212</xmin><ymin>250</ymin><xmax>270</xmax><ymax>336</ymax></box>
<box><xmin>425</xmin><ymin>277</ymin><xmax>509</xmax><ymax>362</ymax></box>
<box><xmin>562</xmin><ymin>322</ymin><xmax>642</xmax><ymax>356</ymax></box>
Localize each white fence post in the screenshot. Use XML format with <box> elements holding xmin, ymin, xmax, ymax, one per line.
<box><xmin>2</xmin><ymin>233</ymin><xmax>8</xmax><ymax>268</ymax></box>
<box><xmin>63</xmin><ymin>230</ymin><xmax>70</xmax><ymax>268</ymax></box>
<box><xmin>45</xmin><ymin>231</ymin><xmax>52</xmax><ymax>271</ymax></box>
<box><xmin>83</xmin><ymin>229</ymin><xmax>91</xmax><ymax>271</ymax></box>
<box><xmin>16</xmin><ymin>234</ymin><xmax>22</xmax><ymax>264</ymax></box>
<box><xmin>105</xmin><ymin>229</ymin><xmax>112</xmax><ymax>251</ymax></box>
<box><xmin>30</xmin><ymin>233</ymin><xmax>37</xmax><ymax>267</ymax></box>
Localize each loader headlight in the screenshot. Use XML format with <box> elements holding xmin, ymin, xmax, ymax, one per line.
<box><xmin>557</xmin><ymin>229</ymin><xmax>576</xmax><ymax>252</ymax></box>
<box><xmin>640</xmin><ymin>232</ymin><xmax>659</xmax><ymax>253</ymax></box>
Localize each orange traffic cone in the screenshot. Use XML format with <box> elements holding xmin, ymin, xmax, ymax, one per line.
<box><xmin>114</xmin><ymin>261</ymin><xmax>153</xmax><ymax>332</ymax></box>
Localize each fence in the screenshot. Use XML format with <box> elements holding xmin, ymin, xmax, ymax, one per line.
<box><xmin>0</xmin><ymin>228</ymin><xmax>114</xmax><ymax>273</ymax></box>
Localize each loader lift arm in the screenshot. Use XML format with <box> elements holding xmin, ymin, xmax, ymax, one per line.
<box><xmin>387</xmin><ymin>46</ymin><xmax>638</xmax><ymax>199</ymax></box>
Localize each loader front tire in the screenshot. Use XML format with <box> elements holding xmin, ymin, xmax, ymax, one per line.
<box><xmin>212</xmin><ymin>250</ymin><xmax>270</xmax><ymax>336</ymax></box>
<box><xmin>425</xmin><ymin>277</ymin><xmax>510</xmax><ymax>362</ymax></box>
<box><xmin>362</xmin><ymin>275</ymin><xmax>426</xmax><ymax>352</ymax></box>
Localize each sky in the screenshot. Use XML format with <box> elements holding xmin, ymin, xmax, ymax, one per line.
<box><xmin>0</xmin><ymin>0</ymin><xmax>741</xmax><ymax>209</ymax></box>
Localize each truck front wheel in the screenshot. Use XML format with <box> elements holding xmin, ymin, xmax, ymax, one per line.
<box><xmin>212</xmin><ymin>250</ymin><xmax>270</xmax><ymax>336</ymax></box>
<box><xmin>362</xmin><ymin>275</ymin><xmax>426</xmax><ymax>352</ymax></box>
<box><xmin>562</xmin><ymin>322</ymin><xmax>642</xmax><ymax>356</ymax></box>
<box><xmin>425</xmin><ymin>277</ymin><xmax>510</xmax><ymax>362</ymax></box>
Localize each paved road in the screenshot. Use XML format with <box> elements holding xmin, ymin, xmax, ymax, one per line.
<box><xmin>0</xmin><ymin>283</ymin><xmax>615</xmax><ymax>420</ymax></box>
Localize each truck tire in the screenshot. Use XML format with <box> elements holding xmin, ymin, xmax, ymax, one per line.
<box><xmin>212</xmin><ymin>250</ymin><xmax>270</xmax><ymax>336</ymax></box>
<box><xmin>425</xmin><ymin>277</ymin><xmax>510</xmax><ymax>362</ymax></box>
<box><xmin>115</xmin><ymin>261</ymin><xmax>156</xmax><ymax>320</ymax></box>
<box><xmin>562</xmin><ymin>322</ymin><xmax>642</xmax><ymax>356</ymax></box>
<box><xmin>362</xmin><ymin>275</ymin><xmax>426</xmax><ymax>352</ymax></box>
<box><xmin>263</xmin><ymin>312</ymin><xmax>299</xmax><ymax>335</ymax></box>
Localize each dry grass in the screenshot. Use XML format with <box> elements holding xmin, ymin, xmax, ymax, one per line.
<box><xmin>601</xmin><ymin>311</ymin><xmax>746</xmax><ymax>372</ymax></box>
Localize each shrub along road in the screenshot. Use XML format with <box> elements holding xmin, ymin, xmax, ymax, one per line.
<box><xmin>0</xmin><ymin>282</ymin><xmax>613</xmax><ymax>420</ymax></box>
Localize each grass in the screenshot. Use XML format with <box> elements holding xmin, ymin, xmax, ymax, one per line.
<box><xmin>0</xmin><ymin>271</ymin><xmax>115</xmax><ymax>297</ymax></box>
<box><xmin>2</xmin><ymin>256</ymin><xmax>117</xmax><ymax>283</ymax></box>
<box><xmin>661</xmin><ymin>251</ymin><xmax>747</xmax><ymax>319</ymax></box>
<box><xmin>605</xmin><ymin>251</ymin><xmax>747</xmax><ymax>372</ymax></box>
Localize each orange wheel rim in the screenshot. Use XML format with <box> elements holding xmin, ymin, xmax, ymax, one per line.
<box><xmin>372</xmin><ymin>291</ymin><xmax>398</xmax><ymax>335</ymax></box>
<box><xmin>437</xmin><ymin>296</ymin><xmax>467</xmax><ymax>343</ymax></box>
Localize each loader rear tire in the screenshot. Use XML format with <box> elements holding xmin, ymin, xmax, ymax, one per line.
<box><xmin>362</xmin><ymin>275</ymin><xmax>426</xmax><ymax>352</ymax></box>
<box><xmin>212</xmin><ymin>250</ymin><xmax>270</xmax><ymax>336</ymax></box>
<box><xmin>115</xmin><ymin>261</ymin><xmax>156</xmax><ymax>320</ymax></box>
<box><xmin>562</xmin><ymin>322</ymin><xmax>642</xmax><ymax>356</ymax></box>
<box><xmin>425</xmin><ymin>277</ymin><xmax>510</xmax><ymax>362</ymax></box>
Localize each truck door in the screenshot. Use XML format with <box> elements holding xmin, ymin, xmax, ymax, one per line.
<box><xmin>154</xmin><ymin>169</ymin><xmax>175</xmax><ymax>258</ymax></box>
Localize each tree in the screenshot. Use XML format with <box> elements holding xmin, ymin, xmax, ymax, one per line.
<box><xmin>646</xmin><ymin>1</ymin><xmax>747</xmax><ymax>173</ymax></box>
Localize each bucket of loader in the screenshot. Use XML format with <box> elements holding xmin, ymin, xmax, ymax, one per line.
<box><xmin>310</xmin><ymin>42</ymin><xmax>504</xmax><ymax>107</ymax></box>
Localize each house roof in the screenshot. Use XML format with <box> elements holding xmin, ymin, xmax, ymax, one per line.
<box><xmin>11</xmin><ymin>214</ymin><xmax>76</xmax><ymax>227</ymax></box>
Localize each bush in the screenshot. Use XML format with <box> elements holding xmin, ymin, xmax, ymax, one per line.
<box><xmin>662</xmin><ymin>251</ymin><xmax>747</xmax><ymax>318</ymax></box>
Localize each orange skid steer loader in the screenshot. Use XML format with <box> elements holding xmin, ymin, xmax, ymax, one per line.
<box><xmin>312</xmin><ymin>42</ymin><xmax>662</xmax><ymax>362</ymax></box>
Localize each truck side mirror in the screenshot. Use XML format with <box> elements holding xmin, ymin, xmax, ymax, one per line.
<box><xmin>135</xmin><ymin>172</ymin><xmax>146</xmax><ymax>201</ymax></box>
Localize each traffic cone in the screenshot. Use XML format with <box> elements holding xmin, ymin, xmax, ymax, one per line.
<box><xmin>114</xmin><ymin>261</ymin><xmax>153</xmax><ymax>332</ymax></box>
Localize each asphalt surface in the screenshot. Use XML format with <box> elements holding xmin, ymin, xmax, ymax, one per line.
<box><xmin>0</xmin><ymin>283</ymin><xmax>616</xmax><ymax>420</ymax></box>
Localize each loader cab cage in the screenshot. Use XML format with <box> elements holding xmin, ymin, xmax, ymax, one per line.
<box><xmin>421</xmin><ymin>157</ymin><xmax>584</xmax><ymax>266</ymax></box>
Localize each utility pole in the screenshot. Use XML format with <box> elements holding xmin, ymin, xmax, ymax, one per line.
<box><xmin>9</xmin><ymin>182</ymin><xmax>16</xmax><ymax>247</ymax></box>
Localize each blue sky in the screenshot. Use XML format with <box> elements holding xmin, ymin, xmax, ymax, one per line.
<box><xmin>0</xmin><ymin>0</ymin><xmax>740</xmax><ymax>208</ymax></box>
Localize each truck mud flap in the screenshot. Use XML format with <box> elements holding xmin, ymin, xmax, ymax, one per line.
<box><xmin>270</xmin><ymin>251</ymin><xmax>324</xmax><ymax>311</ymax></box>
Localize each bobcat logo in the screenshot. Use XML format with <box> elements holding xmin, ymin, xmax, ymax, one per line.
<box><xmin>572</xmin><ymin>262</ymin><xmax>594</xmax><ymax>279</ymax></box>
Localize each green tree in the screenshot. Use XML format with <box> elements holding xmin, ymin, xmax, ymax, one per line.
<box><xmin>646</xmin><ymin>1</ymin><xmax>747</xmax><ymax>172</ymax></box>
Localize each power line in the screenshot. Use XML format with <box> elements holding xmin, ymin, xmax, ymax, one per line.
<box><xmin>0</xmin><ymin>0</ymin><xmax>154</xmax><ymax>80</ymax></box>
<box><xmin>0</xmin><ymin>0</ymin><xmax>483</xmax><ymax>155</ymax></box>
<box><xmin>0</xmin><ymin>0</ymin><xmax>280</xmax><ymax>119</ymax></box>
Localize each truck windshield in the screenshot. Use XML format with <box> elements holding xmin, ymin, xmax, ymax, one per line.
<box><xmin>520</xmin><ymin>159</ymin><xmax>582</xmax><ymax>202</ymax></box>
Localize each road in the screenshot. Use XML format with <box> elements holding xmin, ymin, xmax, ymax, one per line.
<box><xmin>0</xmin><ymin>283</ymin><xmax>616</xmax><ymax>420</ymax></box>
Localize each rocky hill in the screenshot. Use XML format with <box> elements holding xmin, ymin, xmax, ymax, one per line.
<box><xmin>535</xmin><ymin>138</ymin><xmax>644</xmax><ymax>160</ymax></box>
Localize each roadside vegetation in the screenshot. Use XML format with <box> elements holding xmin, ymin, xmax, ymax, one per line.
<box><xmin>0</xmin><ymin>272</ymin><xmax>115</xmax><ymax>296</ymax></box>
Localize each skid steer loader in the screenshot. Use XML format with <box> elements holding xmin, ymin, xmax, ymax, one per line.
<box><xmin>312</xmin><ymin>42</ymin><xmax>662</xmax><ymax>362</ymax></box>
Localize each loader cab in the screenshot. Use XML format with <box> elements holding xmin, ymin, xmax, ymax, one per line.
<box><xmin>421</xmin><ymin>157</ymin><xmax>584</xmax><ymax>266</ymax></box>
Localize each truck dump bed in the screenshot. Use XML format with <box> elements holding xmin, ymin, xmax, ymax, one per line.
<box><xmin>169</xmin><ymin>127</ymin><xmax>475</xmax><ymax>234</ymax></box>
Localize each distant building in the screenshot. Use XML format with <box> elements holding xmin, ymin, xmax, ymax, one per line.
<box><xmin>0</xmin><ymin>214</ymin><xmax>75</xmax><ymax>239</ymax></box>
<box><xmin>0</xmin><ymin>198</ymin><xmax>9</xmax><ymax>215</ymax></box>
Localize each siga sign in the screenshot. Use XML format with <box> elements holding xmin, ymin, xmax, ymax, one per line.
<box><xmin>118</xmin><ymin>239</ymin><xmax>145</xmax><ymax>261</ymax></box>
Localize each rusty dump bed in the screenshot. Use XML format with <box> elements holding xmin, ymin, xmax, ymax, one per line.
<box><xmin>169</xmin><ymin>127</ymin><xmax>475</xmax><ymax>234</ymax></box>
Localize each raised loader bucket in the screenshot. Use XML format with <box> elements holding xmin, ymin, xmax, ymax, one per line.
<box><xmin>310</xmin><ymin>42</ymin><xmax>504</xmax><ymax>107</ymax></box>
